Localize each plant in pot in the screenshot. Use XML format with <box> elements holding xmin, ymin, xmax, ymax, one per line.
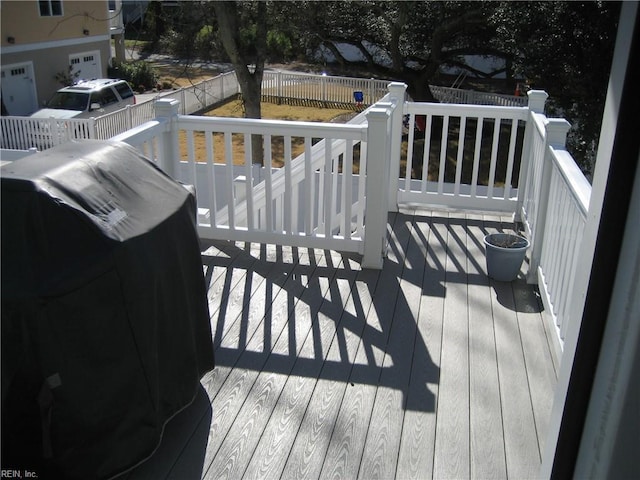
<box><xmin>483</xmin><ymin>232</ymin><xmax>530</xmax><ymax>282</ymax></box>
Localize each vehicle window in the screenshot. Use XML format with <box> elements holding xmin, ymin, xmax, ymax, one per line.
<box><xmin>114</xmin><ymin>83</ymin><xmax>134</xmax><ymax>100</ymax></box>
<box><xmin>47</xmin><ymin>92</ymin><xmax>90</xmax><ymax>111</ymax></box>
<box><xmin>90</xmin><ymin>88</ymin><xmax>118</xmax><ymax>108</ymax></box>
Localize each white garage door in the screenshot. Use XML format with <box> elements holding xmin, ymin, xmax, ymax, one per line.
<box><xmin>1</xmin><ymin>62</ymin><xmax>38</xmax><ymax>116</ymax></box>
<box><xmin>70</xmin><ymin>51</ymin><xmax>102</xmax><ymax>81</ymax></box>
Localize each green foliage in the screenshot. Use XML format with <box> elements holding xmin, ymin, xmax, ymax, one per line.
<box><xmin>267</xmin><ymin>30</ymin><xmax>294</xmax><ymax>61</ymax></box>
<box><xmin>490</xmin><ymin>1</ymin><xmax>620</xmax><ymax>175</ymax></box>
<box><xmin>131</xmin><ymin>0</ymin><xmax>618</xmax><ymax>175</ymax></box>
<box><xmin>196</xmin><ymin>25</ymin><xmax>215</xmax><ymax>47</ymax></box>
<box><xmin>108</xmin><ymin>61</ymin><xmax>158</xmax><ymax>91</ymax></box>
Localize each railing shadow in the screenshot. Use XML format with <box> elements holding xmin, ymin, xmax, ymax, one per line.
<box><xmin>121</xmin><ymin>211</ymin><xmax>546</xmax><ymax>476</ymax></box>
<box><xmin>195</xmin><ymin>210</ymin><xmax>543</xmax><ymax>424</ymax></box>
<box><xmin>198</xmin><ymin>214</ymin><xmax>441</xmax><ymax>414</ymax></box>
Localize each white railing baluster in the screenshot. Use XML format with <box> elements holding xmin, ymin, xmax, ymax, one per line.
<box><xmin>304</xmin><ymin>137</ymin><xmax>313</xmax><ymax>235</ymax></box>
<box><xmin>405</xmin><ymin>112</ymin><xmax>416</xmax><ymax>192</ymax></box>
<box><xmin>186</xmin><ymin>130</ymin><xmax>197</xmax><ymax>187</ymax></box>
<box><xmin>284</xmin><ymin>136</ymin><xmax>292</xmax><ymax>234</ymax></box>
<box><xmin>206</xmin><ymin>132</ymin><xmax>217</xmax><ymax>227</ymax></box>
<box><xmin>343</xmin><ymin>140</ymin><xmax>354</xmax><ymax>239</ymax></box>
<box><xmin>454</xmin><ymin>116</ymin><xmax>466</xmax><ymax>196</ymax></box>
<box><xmin>323</xmin><ymin>139</ymin><xmax>334</xmax><ymax>240</ymax></box>
<box><xmin>264</xmin><ymin>135</ymin><xmax>273</xmax><ymax>232</ymax></box>
<box><xmin>244</xmin><ymin>133</ymin><xmax>254</xmax><ymax>231</ymax></box>
<box><xmin>487</xmin><ymin>117</ymin><xmax>501</xmax><ymax>199</ymax></box>
<box><xmin>470</xmin><ymin>116</ymin><xmax>483</xmax><ymax>198</ymax></box>
<box><xmin>357</xmin><ymin>140</ymin><xmax>367</xmax><ymax>239</ymax></box>
<box><xmin>422</xmin><ymin>114</ymin><xmax>433</xmax><ymax>194</ymax></box>
<box><xmin>225</xmin><ymin>133</ymin><xmax>235</xmax><ymax>231</ymax></box>
<box><xmin>437</xmin><ymin>115</ymin><xmax>449</xmax><ymax>195</ymax></box>
<box><xmin>503</xmin><ymin>118</ymin><xmax>519</xmax><ymax>200</ymax></box>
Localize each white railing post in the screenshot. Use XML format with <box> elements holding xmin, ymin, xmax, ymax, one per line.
<box><xmin>386</xmin><ymin>82</ymin><xmax>408</xmax><ymax>212</ymax></box>
<box><xmin>126</xmin><ymin>104</ymin><xmax>133</xmax><ymax>131</ymax></box>
<box><xmin>527</xmin><ymin>118</ymin><xmax>571</xmax><ymax>283</ymax></box>
<box><xmin>527</xmin><ymin>90</ymin><xmax>549</xmax><ymax>114</ymax></box>
<box><xmin>516</xmin><ymin>90</ymin><xmax>549</xmax><ymax>222</ymax></box>
<box><xmin>362</xmin><ymin>106</ymin><xmax>392</xmax><ymax>269</ymax></box>
<box><xmin>154</xmin><ymin>98</ymin><xmax>181</xmax><ymax>178</ymax></box>
<box><xmin>88</xmin><ymin>118</ymin><xmax>97</xmax><ymax>139</ymax></box>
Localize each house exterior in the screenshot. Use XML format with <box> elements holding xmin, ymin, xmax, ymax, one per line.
<box><xmin>0</xmin><ymin>0</ymin><xmax>117</xmax><ymax>116</ymax></box>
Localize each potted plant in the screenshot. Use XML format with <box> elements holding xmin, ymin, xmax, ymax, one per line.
<box><xmin>483</xmin><ymin>232</ymin><xmax>530</xmax><ymax>281</ymax></box>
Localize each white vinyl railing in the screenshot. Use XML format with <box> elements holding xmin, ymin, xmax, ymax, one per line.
<box><xmin>225</xmin><ymin>96</ymin><xmax>375</xmax><ymax>228</ymax></box>
<box><xmin>15</xmin><ymin>85</ymin><xmax>592</xmax><ymax>356</ymax></box>
<box><xmin>539</xmin><ymin>148</ymin><xmax>590</xmax><ymax>346</ymax></box>
<box><xmin>113</xmin><ymin>98</ymin><xmax>394</xmax><ymax>268</ymax></box>
<box><xmin>0</xmin><ymin>116</ymin><xmax>97</xmax><ymax>150</ymax></box>
<box><xmin>397</xmin><ymin>101</ymin><xmax>529</xmax><ymax>212</ymax></box>
<box><xmin>519</xmin><ymin>101</ymin><xmax>591</xmax><ymax>354</ymax></box>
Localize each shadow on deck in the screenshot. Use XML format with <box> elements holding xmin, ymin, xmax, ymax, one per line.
<box><xmin>120</xmin><ymin>209</ymin><xmax>557</xmax><ymax>480</ymax></box>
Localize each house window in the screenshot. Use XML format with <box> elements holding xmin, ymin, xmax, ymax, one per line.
<box><xmin>39</xmin><ymin>0</ymin><xmax>63</xmax><ymax>17</ymax></box>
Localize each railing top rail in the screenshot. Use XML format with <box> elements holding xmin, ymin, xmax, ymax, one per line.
<box><xmin>404</xmin><ymin>101</ymin><xmax>529</xmax><ymax>119</ymax></box>
<box><xmin>266</xmin><ymin>69</ymin><xmax>388</xmax><ymax>82</ymax></box>
<box><xmin>430</xmin><ymin>85</ymin><xmax>527</xmax><ymax>105</ymax></box>
<box><xmin>530</xmin><ymin>111</ymin><xmax>549</xmax><ymax>136</ymax></box>
<box><xmin>176</xmin><ymin>114</ymin><xmax>368</xmax><ymax>140</ymax></box>
<box><xmin>0</xmin><ymin>115</ymin><xmax>95</xmax><ymax>125</ymax></box>
<box><xmin>111</xmin><ymin>119</ymin><xmax>166</xmax><ymax>144</ymax></box>
<box><xmin>550</xmin><ymin>147</ymin><xmax>591</xmax><ymax>216</ymax></box>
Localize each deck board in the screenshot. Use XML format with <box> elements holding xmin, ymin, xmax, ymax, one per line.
<box><xmin>433</xmin><ymin>213</ymin><xmax>471</xmax><ymax>480</ymax></box>
<box><xmin>119</xmin><ymin>209</ymin><xmax>557</xmax><ymax>480</ymax></box>
<box><xmin>396</xmin><ymin>212</ymin><xmax>445</xmax><ymax>479</ymax></box>
<box><xmin>467</xmin><ymin>214</ymin><xmax>507</xmax><ymax>480</ymax></box>
<box><xmin>357</xmin><ymin>213</ymin><xmax>423</xmax><ymax>480</ymax></box>
<box><xmin>315</xmin><ymin>267</ymin><xmax>381</xmax><ymax>480</ymax></box>
<box><xmin>242</xmin><ymin>253</ymin><xmax>361</xmax><ymax>479</ymax></box>
<box><xmin>201</xmin><ymin>246</ymin><xmax>321</xmax><ymax>478</ymax></box>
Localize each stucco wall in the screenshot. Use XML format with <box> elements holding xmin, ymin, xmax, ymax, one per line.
<box><xmin>1</xmin><ymin>1</ymin><xmax>109</xmax><ymax>47</ymax></box>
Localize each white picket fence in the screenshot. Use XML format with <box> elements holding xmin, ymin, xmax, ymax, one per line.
<box><xmin>0</xmin><ymin>71</ymin><xmax>241</xmax><ymax>151</ymax></box>
<box><xmin>1</xmin><ymin>70</ymin><xmax>524</xmax><ymax>152</ymax></box>
<box><xmin>262</xmin><ymin>70</ymin><xmax>390</xmax><ymax>105</ymax></box>
<box><xmin>430</xmin><ymin>85</ymin><xmax>527</xmax><ymax>107</ymax></box>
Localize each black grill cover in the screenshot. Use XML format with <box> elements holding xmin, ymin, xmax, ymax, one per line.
<box><xmin>1</xmin><ymin>140</ymin><xmax>215</xmax><ymax>479</ymax></box>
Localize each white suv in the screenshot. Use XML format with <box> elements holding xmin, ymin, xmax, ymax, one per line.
<box><xmin>30</xmin><ymin>79</ymin><xmax>136</xmax><ymax>120</ymax></box>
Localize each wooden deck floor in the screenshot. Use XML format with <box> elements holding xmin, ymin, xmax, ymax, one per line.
<box><xmin>122</xmin><ymin>209</ymin><xmax>558</xmax><ymax>480</ymax></box>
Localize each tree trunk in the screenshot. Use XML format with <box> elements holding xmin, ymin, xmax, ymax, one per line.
<box><xmin>213</xmin><ymin>1</ymin><xmax>267</xmax><ymax>164</ymax></box>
